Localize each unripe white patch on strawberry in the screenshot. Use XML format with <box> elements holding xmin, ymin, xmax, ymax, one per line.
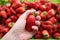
<box><xmin>35</xmin><ymin>11</ymin><xmax>40</xmax><ymax>15</ymax></box>
<box><xmin>35</xmin><ymin>21</ymin><xmax>41</xmax><ymax>26</ymax></box>
<box><xmin>42</xmin><ymin>5</ymin><xmax>46</xmax><ymax>8</ymax></box>
<box><xmin>32</xmin><ymin>26</ymin><xmax>38</xmax><ymax>31</ymax></box>
<box><xmin>36</xmin><ymin>15</ymin><xmax>41</xmax><ymax>20</ymax></box>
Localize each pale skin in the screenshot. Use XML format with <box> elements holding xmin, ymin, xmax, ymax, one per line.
<box><xmin>1</xmin><ymin>9</ymin><xmax>40</xmax><ymax>40</ymax></box>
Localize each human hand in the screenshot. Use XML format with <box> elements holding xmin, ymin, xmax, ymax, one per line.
<box><xmin>2</xmin><ymin>9</ymin><xmax>41</xmax><ymax>40</ymax></box>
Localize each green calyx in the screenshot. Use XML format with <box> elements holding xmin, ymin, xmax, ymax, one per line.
<box><xmin>32</xmin><ymin>13</ymin><xmax>37</xmax><ymax>17</ymax></box>
<box><xmin>42</xmin><ymin>11</ymin><xmax>46</xmax><ymax>16</ymax></box>
<box><xmin>9</xmin><ymin>22</ymin><xmax>14</xmax><ymax>27</ymax></box>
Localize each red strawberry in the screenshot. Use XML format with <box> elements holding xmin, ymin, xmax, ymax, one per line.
<box><xmin>40</xmin><ymin>0</ymin><xmax>50</xmax><ymax>4</ymax></box>
<box><xmin>56</xmin><ymin>14</ymin><xmax>60</xmax><ymax>22</ymax></box>
<box><xmin>16</xmin><ymin>7</ymin><xmax>25</xmax><ymax>14</ymax></box>
<box><xmin>0</xmin><ymin>10</ymin><xmax>7</xmax><ymax>18</ymax></box>
<box><xmin>8</xmin><ymin>22</ymin><xmax>14</xmax><ymax>28</ymax></box>
<box><xmin>42</xmin><ymin>30</ymin><xmax>50</xmax><ymax>38</ymax></box>
<box><xmin>44</xmin><ymin>21</ymin><xmax>52</xmax><ymax>25</ymax></box>
<box><xmin>54</xmin><ymin>33</ymin><xmax>60</xmax><ymax>39</ymax></box>
<box><xmin>57</xmin><ymin>5</ymin><xmax>60</xmax><ymax>13</ymax></box>
<box><xmin>35</xmin><ymin>31</ymin><xmax>42</xmax><ymax>39</ymax></box>
<box><xmin>49</xmin><ymin>17</ymin><xmax>57</xmax><ymax>24</ymax></box>
<box><xmin>0</xmin><ymin>33</ymin><xmax>3</xmax><ymax>38</ymax></box>
<box><xmin>2</xmin><ymin>27</ymin><xmax>9</xmax><ymax>33</ymax></box>
<box><xmin>6</xmin><ymin>8</ymin><xmax>11</xmax><ymax>16</ymax></box>
<box><xmin>12</xmin><ymin>2</ymin><xmax>23</xmax><ymax>9</ymax></box>
<box><xmin>47</xmin><ymin>9</ymin><xmax>56</xmax><ymax>18</ymax></box>
<box><xmin>57</xmin><ymin>24</ymin><xmax>60</xmax><ymax>33</ymax></box>
<box><xmin>16</xmin><ymin>14</ymin><xmax>22</xmax><ymax>18</ymax></box>
<box><xmin>2</xmin><ymin>19</ymin><xmax>6</xmax><ymax>24</ymax></box>
<box><xmin>45</xmin><ymin>3</ymin><xmax>51</xmax><ymax>11</ymax></box>
<box><xmin>10</xmin><ymin>15</ymin><xmax>17</xmax><ymax>22</ymax></box>
<box><xmin>48</xmin><ymin>29</ymin><xmax>53</xmax><ymax>34</ymax></box>
<box><xmin>52</xmin><ymin>24</ymin><xmax>57</xmax><ymax>33</ymax></box>
<box><xmin>42</xmin><ymin>24</ymin><xmax>52</xmax><ymax>30</ymax></box>
<box><xmin>39</xmin><ymin>5</ymin><xmax>46</xmax><ymax>11</ymax></box>
<box><xmin>26</xmin><ymin>15</ymin><xmax>36</xmax><ymax>25</ymax></box>
<box><xmin>26</xmin><ymin>15</ymin><xmax>36</xmax><ymax>32</ymax></box>
<box><xmin>51</xmin><ymin>3</ymin><xmax>58</xmax><ymax>9</ymax></box>
<box><xmin>40</xmin><ymin>11</ymin><xmax>47</xmax><ymax>20</ymax></box>
<box><xmin>10</xmin><ymin>7</ymin><xmax>16</xmax><ymax>14</ymax></box>
<box><xmin>5</xmin><ymin>19</ymin><xmax>11</xmax><ymax>25</ymax></box>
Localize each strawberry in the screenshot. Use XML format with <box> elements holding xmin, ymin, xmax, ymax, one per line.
<box><xmin>47</xmin><ymin>9</ymin><xmax>56</xmax><ymax>18</ymax></box>
<box><xmin>2</xmin><ymin>27</ymin><xmax>9</xmax><ymax>33</ymax></box>
<box><xmin>39</xmin><ymin>5</ymin><xmax>46</xmax><ymax>11</ymax></box>
<box><xmin>44</xmin><ymin>21</ymin><xmax>52</xmax><ymax>25</ymax></box>
<box><xmin>42</xmin><ymin>30</ymin><xmax>50</xmax><ymax>38</ymax></box>
<box><xmin>0</xmin><ymin>33</ymin><xmax>3</xmax><ymax>38</ymax></box>
<box><xmin>57</xmin><ymin>5</ymin><xmax>60</xmax><ymax>13</ymax></box>
<box><xmin>56</xmin><ymin>14</ymin><xmax>60</xmax><ymax>22</ymax></box>
<box><xmin>26</xmin><ymin>15</ymin><xmax>36</xmax><ymax>25</ymax></box>
<box><xmin>10</xmin><ymin>15</ymin><xmax>17</xmax><ymax>22</ymax></box>
<box><xmin>40</xmin><ymin>0</ymin><xmax>50</xmax><ymax>4</ymax></box>
<box><xmin>42</xmin><ymin>24</ymin><xmax>52</xmax><ymax>30</ymax></box>
<box><xmin>16</xmin><ymin>14</ymin><xmax>22</xmax><ymax>18</ymax></box>
<box><xmin>52</xmin><ymin>24</ymin><xmax>57</xmax><ymax>34</ymax></box>
<box><xmin>57</xmin><ymin>24</ymin><xmax>60</xmax><ymax>33</ymax></box>
<box><xmin>40</xmin><ymin>11</ymin><xmax>47</xmax><ymax>20</ymax></box>
<box><xmin>35</xmin><ymin>31</ymin><xmax>42</xmax><ymax>39</ymax></box>
<box><xmin>51</xmin><ymin>3</ymin><xmax>58</xmax><ymax>9</ymax></box>
<box><xmin>49</xmin><ymin>17</ymin><xmax>57</xmax><ymax>24</ymax></box>
<box><xmin>5</xmin><ymin>19</ymin><xmax>11</xmax><ymax>25</ymax></box>
<box><xmin>10</xmin><ymin>7</ymin><xmax>16</xmax><ymax>15</ymax></box>
<box><xmin>8</xmin><ymin>22</ymin><xmax>14</xmax><ymax>28</ymax></box>
<box><xmin>0</xmin><ymin>10</ymin><xmax>7</xmax><ymax>18</ymax></box>
<box><xmin>12</xmin><ymin>2</ymin><xmax>23</xmax><ymax>9</ymax></box>
<box><xmin>6</xmin><ymin>7</ymin><xmax>11</xmax><ymax>16</ymax></box>
<box><xmin>45</xmin><ymin>3</ymin><xmax>51</xmax><ymax>11</ymax></box>
<box><xmin>26</xmin><ymin>15</ymin><xmax>36</xmax><ymax>32</ymax></box>
<box><xmin>16</xmin><ymin>7</ymin><xmax>25</xmax><ymax>14</ymax></box>
<box><xmin>54</xmin><ymin>33</ymin><xmax>60</xmax><ymax>39</ymax></box>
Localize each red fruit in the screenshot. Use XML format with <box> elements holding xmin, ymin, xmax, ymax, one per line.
<box><xmin>47</xmin><ymin>9</ymin><xmax>55</xmax><ymax>18</ymax></box>
<box><xmin>26</xmin><ymin>15</ymin><xmax>36</xmax><ymax>32</ymax></box>
<box><xmin>40</xmin><ymin>0</ymin><xmax>50</xmax><ymax>4</ymax></box>
<box><xmin>2</xmin><ymin>19</ymin><xmax>6</xmax><ymax>24</ymax></box>
<box><xmin>42</xmin><ymin>30</ymin><xmax>50</xmax><ymax>38</ymax></box>
<box><xmin>16</xmin><ymin>14</ymin><xmax>22</xmax><ymax>18</ymax></box>
<box><xmin>40</xmin><ymin>5</ymin><xmax>46</xmax><ymax>11</ymax></box>
<box><xmin>49</xmin><ymin>17</ymin><xmax>57</xmax><ymax>24</ymax></box>
<box><xmin>44</xmin><ymin>21</ymin><xmax>52</xmax><ymax>25</ymax></box>
<box><xmin>12</xmin><ymin>2</ymin><xmax>23</xmax><ymax>9</ymax></box>
<box><xmin>48</xmin><ymin>29</ymin><xmax>53</xmax><ymax>34</ymax></box>
<box><xmin>10</xmin><ymin>15</ymin><xmax>17</xmax><ymax>22</ymax></box>
<box><xmin>6</xmin><ymin>8</ymin><xmax>11</xmax><ymax>16</ymax></box>
<box><xmin>5</xmin><ymin>19</ymin><xmax>11</xmax><ymax>25</ymax></box>
<box><xmin>57</xmin><ymin>5</ymin><xmax>60</xmax><ymax>13</ymax></box>
<box><xmin>57</xmin><ymin>24</ymin><xmax>60</xmax><ymax>33</ymax></box>
<box><xmin>0</xmin><ymin>33</ymin><xmax>3</xmax><ymax>38</ymax></box>
<box><xmin>8</xmin><ymin>22</ymin><xmax>14</xmax><ymax>28</ymax></box>
<box><xmin>45</xmin><ymin>3</ymin><xmax>51</xmax><ymax>11</ymax></box>
<box><xmin>54</xmin><ymin>33</ymin><xmax>60</xmax><ymax>39</ymax></box>
<box><xmin>56</xmin><ymin>14</ymin><xmax>60</xmax><ymax>22</ymax></box>
<box><xmin>10</xmin><ymin>7</ymin><xmax>16</xmax><ymax>14</ymax></box>
<box><xmin>26</xmin><ymin>15</ymin><xmax>36</xmax><ymax>25</ymax></box>
<box><xmin>42</xmin><ymin>24</ymin><xmax>52</xmax><ymax>30</ymax></box>
<box><xmin>40</xmin><ymin>11</ymin><xmax>47</xmax><ymax>20</ymax></box>
<box><xmin>16</xmin><ymin>7</ymin><xmax>25</xmax><ymax>14</ymax></box>
<box><xmin>52</xmin><ymin>24</ymin><xmax>57</xmax><ymax>33</ymax></box>
<box><xmin>2</xmin><ymin>28</ymin><xmax>9</xmax><ymax>33</ymax></box>
<box><xmin>0</xmin><ymin>10</ymin><xmax>7</xmax><ymax>18</ymax></box>
<box><xmin>51</xmin><ymin>3</ymin><xmax>58</xmax><ymax>9</ymax></box>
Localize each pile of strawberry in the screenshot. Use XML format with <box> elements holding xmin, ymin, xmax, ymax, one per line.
<box><xmin>0</xmin><ymin>0</ymin><xmax>60</xmax><ymax>39</ymax></box>
<box><xmin>25</xmin><ymin>0</ymin><xmax>60</xmax><ymax>39</ymax></box>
